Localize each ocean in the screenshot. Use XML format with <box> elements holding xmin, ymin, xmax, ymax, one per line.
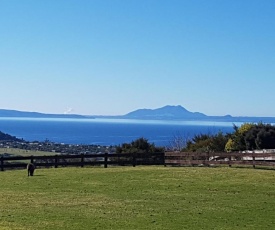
<box><xmin>0</xmin><ymin>118</ymin><xmax>240</xmax><ymax>147</ymax></box>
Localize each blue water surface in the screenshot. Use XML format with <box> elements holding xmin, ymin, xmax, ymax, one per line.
<box><xmin>0</xmin><ymin>118</ymin><xmax>240</xmax><ymax>147</ymax></box>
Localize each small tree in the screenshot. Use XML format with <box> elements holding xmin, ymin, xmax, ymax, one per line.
<box><xmin>116</xmin><ymin>137</ymin><xmax>164</xmax><ymax>154</ymax></box>
<box><xmin>183</xmin><ymin>132</ymin><xmax>229</xmax><ymax>153</ymax></box>
<box><xmin>225</xmin><ymin>123</ymin><xmax>254</xmax><ymax>151</ymax></box>
<box><xmin>168</xmin><ymin>132</ymin><xmax>190</xmax><ymax>151</ymax></box>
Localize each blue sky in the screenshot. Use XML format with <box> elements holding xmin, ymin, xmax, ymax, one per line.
<box><xmin>0</xmin><ymin>0</ymin><xmax>274</xmax><ymax>116</ymax></box>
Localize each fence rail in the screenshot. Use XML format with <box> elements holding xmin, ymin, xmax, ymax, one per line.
<box><xmin>0</xmin><ymin>152</ymin><xmax>165</xmax><ymax>171</ymax></box>
<box><xmin>2</xmin><ymin>151</ymin><xmax>275</xmax><ymax>171</ymax></box>
<box><xmin>164</xmin><ymin>152</ymin><xmax>275</xmax><ymax>168</ymax></box>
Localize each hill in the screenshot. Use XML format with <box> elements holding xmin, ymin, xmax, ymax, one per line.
<box><xmin>124</xmin><ymin>105</ymin><xmax>207</xmax><ymax>119</ymax></box>
<box><xmin>1</xmin><ymin>106</ymin><xmax>275</xmax><ymax>123</ymax></box>
<box><xmin>123</xmin><ymin>105</ymin><xmax>275</xmax><ymax>123</ymax></box>
<box><xmin>0</xmin><ymin>109</ymin><xmax>86</xmax><ymax>119</ymax></box>
<box><xmin>0</xmin><ymin>130</ymin><xmax>22</xmax><ymax>142</ymax></box>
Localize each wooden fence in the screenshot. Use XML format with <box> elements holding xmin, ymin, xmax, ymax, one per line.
<box><xmin>165</xmin><ymin>152</ymin><xmax>275</xmax><ymax>168</ymax></box>
<box><xmin>2</xmin><ymin>151</ymin><xmax>275</xmax><ymax>171</ymax></box>
<box><xmin>0</xmin><ymin>152</ymin><xmax>165</xmax><ymax>171</ymax></box>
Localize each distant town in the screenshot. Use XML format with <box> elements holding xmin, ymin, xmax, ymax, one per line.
<box><xmin>0</xmin><ymin>131</ymin><xmax>115</xmax><ymax>156</ymax></box>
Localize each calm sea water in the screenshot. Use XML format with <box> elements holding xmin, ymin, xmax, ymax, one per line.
<box><xmin>0</xmin><ymin>118</ymin><xmax>241</xmax><ymax>147</ymax></box>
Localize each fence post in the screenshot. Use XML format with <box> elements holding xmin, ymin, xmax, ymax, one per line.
<box><xmin>253</xmin><ymin>156</ymin><xmax>256</xmax><ymax>169</ymax></box>
<box><xmin>132</xmin><ymin>153</ymin><xmax>136</xmax><ymax>167</ymax></box>
<box><xmin>55</xmin><ymin>155</ymin><xmax>58</xmax><ymax>168</ymax></box>
<box><xmin>81</xmin><ymin>154</ymin><xmax>84</xmax><ymax>168</ymax></box>
<box><xmin>206</xmin><ymin>152</ymin><xmax>210</xmax><ymax>167</ymax></box>
<box><xmin>1</xmin><ymin>156</ymin><xmax>4</xmax><ymax>171</ymax></box>
<box><xmin>163</xmin><ymin>152</ymin><xmax>166</xmax><ymax>167</ymax></box>
<box><xmin>104</xmin><ymin>152</ymin><xmax>108</xmax><ymax>168</ymax></box>
<box><xmin>30</xmin><ymin>155</ymin><xmax>34</xmax><ymax>164</ymax></box>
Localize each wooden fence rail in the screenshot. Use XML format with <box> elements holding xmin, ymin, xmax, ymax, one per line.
<box><xmin>2</xmin><ymin>151</ymin><xmax>275</xmax><ymax>171</ymax></box>
<box><xmin>0</xmin><ymin>152</ymin><xmax>165</xmax><ymax>171</ymax></box>
<box><xmin>164</xmin><ymin>152</ymin><xmax>275</xmax><ymax>169</ymax></box>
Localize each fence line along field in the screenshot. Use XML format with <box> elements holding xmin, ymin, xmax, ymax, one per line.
<box><xmin>1</xmin><ymin>166</ymin><xmax>275</xmax><ymax>229</ymax></box>
<box><xmin>2</xmin><ymin>151</ymin><xmax>275</xmax><ymax>171</ymax></box>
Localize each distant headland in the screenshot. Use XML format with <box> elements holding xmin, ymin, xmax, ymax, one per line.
<box><xmin>0</xmin><ymin>105</ymin><xmax>275</xmax><ymax>123</ymax></box>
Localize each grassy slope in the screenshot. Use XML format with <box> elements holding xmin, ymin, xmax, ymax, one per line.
<box><xmin>0</xmin><ymin>166</ymin><xmax>275</xmax><ymax>229</ymax></box>
<box><xmin>0</xmin><ymin>148</ymin><xmax>56</xmax><ymax>156</ymax></box>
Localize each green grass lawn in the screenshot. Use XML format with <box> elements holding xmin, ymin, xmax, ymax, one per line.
<box><xmin>0</xmin><ymin>166</ymin><xmax>275</xmax><ymax>230</ymax></box>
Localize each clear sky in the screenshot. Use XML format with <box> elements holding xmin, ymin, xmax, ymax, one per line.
<box><xmin>0</xmin><ymin>0</ymin><xmax>274</xmax><ymax>116</ymax></box>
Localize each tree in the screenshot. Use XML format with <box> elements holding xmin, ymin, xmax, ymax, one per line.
<box><xmin>225</xmin><ymin>123</ymin><xmax>254</xmax><ymax>152</ymax></box>
<box><xmin>209</xmin><ymin>132</ymin><xmax>229</xmax><ymax>152</ymax></box>
<box><xmin>255</xmin><ymin>124</ymin><xmax>275</xmax><ymax>149</ymax></box>
<box><xmin>225</xmin><ymin>123</ymin><xmax>275</xmax><ymax>151</ymax></box>
<box><xmin>183</xmin><ymin>132</ymin><xmax>229</xmax><ymax>153</ymax></box>
<box><xmin>168</xmin><ymin>132</ymin><xmax>191</xmax><ymax>151</ymax></box>
<box><xmin>116</xmin><ymin>137</ymin><xmax>164</xmax><ymax>154</ymax></box>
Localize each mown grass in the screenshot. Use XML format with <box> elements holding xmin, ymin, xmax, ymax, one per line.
<box><xmin>0</xmin><ymin>166</ymin><xmax>275</xmax><ymax>229</ymax></box>
<box><xmin>0</xmin><ymin>148</ymin><xmax>56</xmax><ymax>156</ymax></box>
